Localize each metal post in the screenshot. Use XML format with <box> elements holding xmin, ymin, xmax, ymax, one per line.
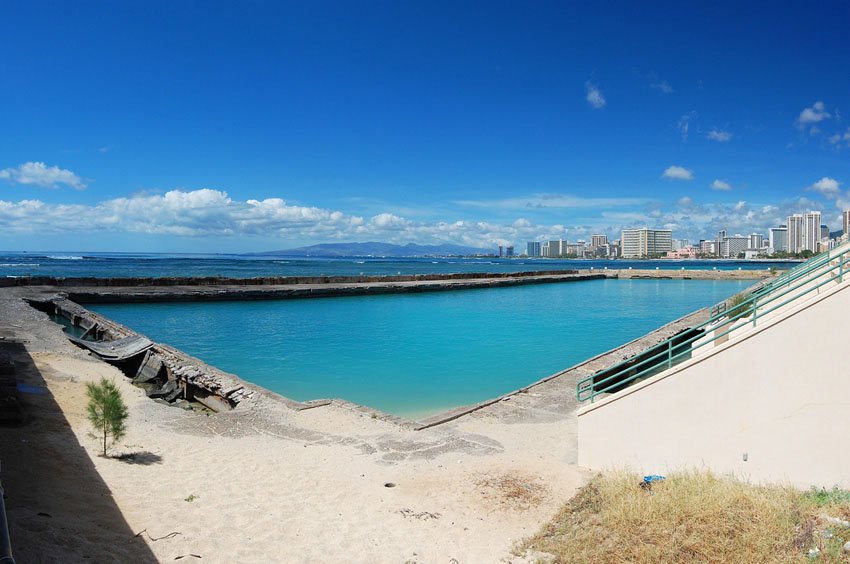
<box><xmin>752</xmin><ymin>296</ymin><xmax>758</xmax><ymax>327</ymax></box>
<box><xmin>667</xmin><ymin>340</ymin><xmax>672</xmax><ymax>369</ymax></box>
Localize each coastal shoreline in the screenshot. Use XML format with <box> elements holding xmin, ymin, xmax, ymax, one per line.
<box><xmin>0</xmin><ymin>273</ymin><xmax>768</xmax><ymax>561</ymax></box>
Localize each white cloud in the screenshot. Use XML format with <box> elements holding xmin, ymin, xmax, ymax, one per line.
<box><xmin>707</xmin><ymin>129</ymin><xmax>732</xmax><ymax>142</ymax></box>
<box><xmin>2</xmin><ymin>186</ymin><xmax>843</xmax><ymax>251</ymax></box>
<box><xmin>796</xmin><ymin>101</ymin><xmax>831</xmax><ymax>135</ymax></box>
<box><xmin>711</xmin><ymin>179</ymin><xmax>732</xmax><ymax>191</ymax></box>
<box><xmin>585</xmin><ymin>81</ymin><xmax>606</xmax><ymax>109</ymax></box>
<box><xmin>828</xmin><ymin>127</ymin><xmax>850</xmax><ymax>147</ymax></box>
<box><xmin>797</xmin><ymin>101</ymin><xmax>831</xmax><ymax>126</ymax></box>
<box><xmin>651</xmin><ymin>80</ymin><xmax>673</xmax><ymax>94</ymax></box>
<box><xmin>677</xmin><ymin>111</ymin><xmax>696</xmax><ymax>141</ymax></box>
<box><xmin>662</xmin><ymin>166</ymin><xmax>694</xmax><ymax>181</ymax></box>
<box><xmin>0</xmin><ymin>188</ymin><xmax>592</xmax><ymax>249</ymax></box>
<box><xmin>0</xmin><ymin>162</ymin><xmax>86</xmax><ymax>190</ymax></box>
<box><xmin>454</xmin><ymin>193</ymin><xmax>651</xmax><ymax>210</ymax></box>
<box><xmin>808</xmin><ymin>177</ymin><xmax>841</xmax><ymax>198</ymax></box>
<box><xmin>369</xmin><ymin>212</ymin><xmax>410</xmax><ymax>229</ymax></box>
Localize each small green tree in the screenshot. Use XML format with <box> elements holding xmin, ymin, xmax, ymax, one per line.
<box><xmin>86</xmin><ymin>378</ymin><xmax>128</xmax><ymax>457</ymax></box>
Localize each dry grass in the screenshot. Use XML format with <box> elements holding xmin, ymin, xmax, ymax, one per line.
<box><xmin>522</xmin><ymin>471</ymin><xmax>850</xmax><ymax>563</ymax></box>
<box><xmin>474</xmin><ymin>471</ymin><xmax>548</xmax><ymax>511</ymax></box>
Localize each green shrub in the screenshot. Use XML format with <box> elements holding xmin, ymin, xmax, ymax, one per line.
<box><xmin>86</xmin><ymin>377</ymin><xmax>128</xmax><ymax>457</ymax></box>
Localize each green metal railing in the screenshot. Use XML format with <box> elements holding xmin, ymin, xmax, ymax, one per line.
<box><xmin>577</xmin><ymin>241</ymin><xmax>850</xmax><ymax>403</ymax></box>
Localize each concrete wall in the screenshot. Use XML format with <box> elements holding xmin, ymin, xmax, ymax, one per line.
<box><xmin>577</xmin><ymin>276</ymin><xmax>850</xmax><ymax>488</ymax></box>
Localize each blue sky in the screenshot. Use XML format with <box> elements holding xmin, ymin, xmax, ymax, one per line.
<box><xmin>2</xmin><ymin>1</ymin><xmax>849</xmax><ymax>252</ymax></box>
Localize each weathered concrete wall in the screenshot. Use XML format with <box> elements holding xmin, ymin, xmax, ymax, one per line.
<box><xmin>24</xmin><ymin>273</ymin><xmax>608</xmax><ymax>303</ymax></box>
<box><xmin>0</xmin><ymin>270</ymin><xmax>581</xmax><ymax>288</ymax></box>
<box><xmin>7</xmin><ymin>269</ymin><xmax>768</xmax><ymax>304</ymax></box>
<box><xmin>0</xmin><ymin>267</ymin><xmax>770</xmax><ymax>289</ymax></box>
<box><xmin>577</xmin><ymin>277</ymin><xmax>850</xmax><ymax>488</ymax></box>
<box><xmin>616</xmin><ymin>269</ymin><xmax>770</xmax><ymax>280</ymax></box>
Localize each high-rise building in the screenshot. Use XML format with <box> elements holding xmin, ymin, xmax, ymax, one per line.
<box><xmin>564</xmin><ymin>243</ymin><xmax>584</xmax><ymax>257</ymax></box>
<box><xmin>542</xmin><ymin>242</ymin><xmax>550</xmax><ymax>257</ymax></box>
<box><xmin>769</xmin><ymin>227</ymin><xmax>788</xmax><ymax>254</ymax></box>
<box><xmin>748</xmin><ymin>233</ymin><xmax>764</xmax><ymax>250</ymax></box>
<box><xmin>787</xmin><ymin>214</ymin><xmax>804</xmax><ymax>253</ymax></box>
<box><xmin>590</xmin><ymin>234</ymin><xmax>608</xmax><ymax>249</ymax></box>
<box><xmin>526</xmin><ymin>241</ymin><xmax>542</xmax><ymax>257</ymax></box>
<box><xmin>547</xmin><ymin>239</ymin><xmax>566</xmax><ymax>258</ymax></box>
<box><xmin>843</xmin><ymin>210</ymin><xmax>850</xmax><ymax>237</ymax></box>
<box><xmin>821</xmin><ymin>224</ymin><xmax>829</xmax><ymax>241</ymax></box>
<box><xmin>505</xmin><ymin>246</ymin><xmax>514</xmax><ymax>257</ymax></box>
<box><xmin>672</xmin><ymin>239</ymin><xmax>690</xmax><ymax>251</ymax></box>
<box><xmin>803</xmin><ymin>211</ymin><xmax>822</xmax><ymax>252</ymax></box>
<box><xmin>700</xmin><ymin>240</ymin><xmax>718</xmax><ymax>256</ymax></box>
<box><xmin>620</xmin><ymin>228</ymin><xmax>673</xmax><ymax>258</ymax></box>
<box><xmin>724</xmin><ymin>236</ymin><xmax>749</xmax><ymax>258</ymax></box>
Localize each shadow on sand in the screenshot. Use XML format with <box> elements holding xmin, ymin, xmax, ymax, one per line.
<box><xmin>113</xmin><ymin>451</ymin><xmax>164</xmax><ymax>466</ymax></box>
<box><xmin>0</xmin><ymin>340</ymin><xmax>158</xmax><ymax>562</ymax></box>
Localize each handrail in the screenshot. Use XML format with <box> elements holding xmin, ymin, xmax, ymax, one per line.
<box><xmin>578</xmin><ymin>243</ymin><xmax>850</xmax><ymax>403</ymax></box>
<box><xmin>758</xmin><ymin>241</ymin><xmax>849</xmax><ymax>291</ymax></box>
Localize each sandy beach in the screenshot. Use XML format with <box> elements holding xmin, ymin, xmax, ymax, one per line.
<box><xmin>0</xmin><ymin>293</ymin><xmax>593</xmax><ymax>563</ymax></box>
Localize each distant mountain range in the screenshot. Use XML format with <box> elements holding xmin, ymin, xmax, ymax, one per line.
<box><xmin>256</xmin><ymin>242</ymin><xmax>494</xmax><ymax>257</ymax></box>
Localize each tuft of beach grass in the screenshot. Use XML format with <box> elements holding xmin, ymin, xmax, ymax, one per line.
<box><xmin>521</xmin><ymin>471</ymin><xmax>850</xmax><ymax>563</ymax></box>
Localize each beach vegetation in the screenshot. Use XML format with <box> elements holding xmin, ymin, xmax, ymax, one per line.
<box><xmin>86</xmin><ymin>377</ymin><xmax>129</xmax><ymax>457</ymax></box>
<box><xmin>522</xmin><ymin>471</ymin><xmax>850</xmax><ymax>563</ymax></box>
<box><xmin>726</xmin><ymin>292</ymin><xmax>753</xmax><ymax>320</ymax></box>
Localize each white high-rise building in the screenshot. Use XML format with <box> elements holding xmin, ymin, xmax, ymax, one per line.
<box><xmin>787</xmin><ymin>214</ymin><xmax>804</xmax><ymax>253</ymax></box>
<box><xmin>843</xmin><ymin>210</ymin><xmax>850</xmax><ymax>237</ymax></box>
<box><xmin>769</xmin><ymin>227</ymin><xmax>788</xmax><ymax>254</ymax></box>
<box><xmin>748</xmin><ymin>233</ymin><xmax>764</xmax><ymax>250</ymax></box>
<box><xmin>803</xmin><ymin>211</ymin><xmax>822</xmax><ymax>252</ymax></box>
<box><xmin>723</xmin><ymin>236</ymin><xmax>749</xmax><ymax>258</ymax></box>
<box><xmin>700</xmin><ymin>240</ymin><xmax>718</xmax><ymax>256</ymax></box>
<box><xmin>620</xmin><ymin>228</ymin><xmax>673</xmax><ymax>258</ymax></box>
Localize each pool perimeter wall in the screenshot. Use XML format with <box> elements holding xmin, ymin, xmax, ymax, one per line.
<box><xmin>12</xmin><ymin>270</ymin><xmax>769</xmax><ymax>427</ymax></box>
<box><xmin>8</xmin><ymin>268</ymin><xmax>767</xmax><ymax>303</ymax></box>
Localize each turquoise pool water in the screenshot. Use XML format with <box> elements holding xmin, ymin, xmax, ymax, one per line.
<box><xmin>91</xmin><ymin>278</ymin><xmax>752</xmax><ymax>418</ymax></box>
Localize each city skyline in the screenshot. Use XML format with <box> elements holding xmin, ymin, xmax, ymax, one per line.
<box><xmin>524</xmin><ymin>206</ymin><xmax>847</xmax><ymax>258</ymax></box>
<box><xmin>2</xmin><ymin>2</ymin><xmax>850</xmax><ymax>252</ymax></box>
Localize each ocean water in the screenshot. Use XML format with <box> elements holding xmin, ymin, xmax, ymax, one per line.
<box><xmin>90</xmin><ymin>278</ymin><xmax>753</xmax><ymax>418</ymax></box>
<box><xmin>0</xmin><ymin>251</ymin><xmax>795</xmax><ymax>278</ymax></box>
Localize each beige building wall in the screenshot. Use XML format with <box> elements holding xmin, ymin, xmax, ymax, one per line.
<box><xmin>577</xmin><ymin>277</ymin><xmax>850</xmax><ymax>488</ymax></box>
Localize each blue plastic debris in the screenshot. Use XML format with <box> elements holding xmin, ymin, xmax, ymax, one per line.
<box><xmin>640</xmin><ymin>475</ymin><xmax>666</xmax><ymax>491</ymax></box>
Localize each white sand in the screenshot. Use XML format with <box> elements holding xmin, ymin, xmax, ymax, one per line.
<box><xmin>6</xmin><ymin>348</ymin><xmax>590</xmax><ymax>563</ymax></box>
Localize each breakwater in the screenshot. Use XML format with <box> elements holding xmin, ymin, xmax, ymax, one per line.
<box><xmin>5</xmin><ymin>269</ymin><xmax>769</xmax><ymax>303</ymax></box>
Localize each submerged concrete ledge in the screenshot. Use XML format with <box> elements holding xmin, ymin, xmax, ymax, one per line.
<box><xmin>5</xmin><ymin>268</ymin><xmax>769</xmax><ymax>303</ymax></box>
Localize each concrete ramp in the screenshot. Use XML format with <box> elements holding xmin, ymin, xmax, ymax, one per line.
<box><xmin>577</xmin><ymin>243</ymin><xmax>850</xmax><ymax>488</ymax></box>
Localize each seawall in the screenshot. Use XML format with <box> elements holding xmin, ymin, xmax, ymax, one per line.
<box><xmin>6</xmin><ymin>269</ymin><xmax>769</xmax><ymax>303</ymax></box>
